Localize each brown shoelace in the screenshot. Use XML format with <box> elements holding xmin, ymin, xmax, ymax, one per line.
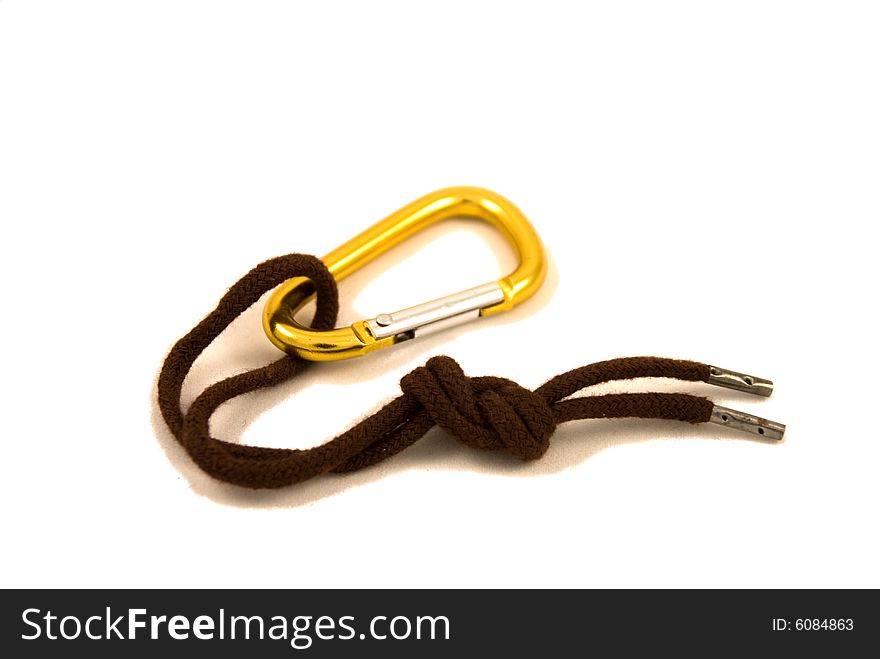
<box><xmin>158</xmin><ymin>254</ymin><xmax>725</xmax><ymax>490</ymax></box>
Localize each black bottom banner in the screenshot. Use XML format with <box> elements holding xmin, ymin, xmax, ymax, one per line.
<box><xmin>1</xmin><ymin>589</ymin><xmax>875</xmax><ymax>656</ymax></box>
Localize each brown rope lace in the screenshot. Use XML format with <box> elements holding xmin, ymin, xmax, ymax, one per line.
<box><xmin>158</xmin><ymin>254</ymin><xmax>714</xmax><ymax>489</ymax></box>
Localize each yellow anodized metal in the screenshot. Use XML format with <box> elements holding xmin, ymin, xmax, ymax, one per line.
<box><xmin>262</xmin><ymin>186</ymin><xmax>547</xmax><ymax>361</ymax></box>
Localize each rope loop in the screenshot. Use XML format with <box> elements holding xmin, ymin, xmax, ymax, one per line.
<box><xmin>158</xmin><ymin>253</ymin><xmax>717</xmax><ymax>490</ymax></box>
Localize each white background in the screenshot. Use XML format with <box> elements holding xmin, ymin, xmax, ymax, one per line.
<box><xmin>1</xmin><ymin>1</ymin><xmax>877</xmax><ymax>588</ymax></box>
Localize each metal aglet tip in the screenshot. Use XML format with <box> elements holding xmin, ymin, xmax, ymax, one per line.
<box><xmin>707</xmin><ymin>366</ymin><xmax>774</xmax><ymax>397</ymax></box>
<box><xmin>710</xmin><ymin>405</ymin><xmax>785</xmax><ymax>440</ymax></box>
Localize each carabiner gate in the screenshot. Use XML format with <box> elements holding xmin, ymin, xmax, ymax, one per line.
<box><xmin>262</xmin><ymin>186</ymin><xmax>547</xmax><ymax>361</ymax></box>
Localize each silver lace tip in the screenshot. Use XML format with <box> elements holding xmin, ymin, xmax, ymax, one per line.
<box><xmin>710</xmin><ymin>405</ymin><xmax>785</xmax><ymax>440</ymax></box>
<box><xmin>707</xmin><ymin>366</ymin><xmax>774</xmax><ymax>397</ymax></box>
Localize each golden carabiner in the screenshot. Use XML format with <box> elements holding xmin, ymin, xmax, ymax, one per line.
<box><xmin>262</xmin><ymin>186</ymin><xmax>547</xmax><ymax>361</ymax></box>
